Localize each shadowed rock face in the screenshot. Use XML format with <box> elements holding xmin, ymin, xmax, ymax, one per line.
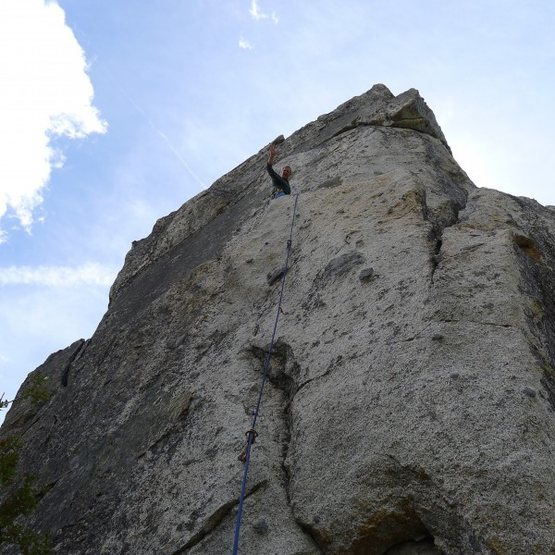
<box><xmin>2</xmin><ymin>84</ymin><xmax>554</xmax><ymax>554</ymax></box>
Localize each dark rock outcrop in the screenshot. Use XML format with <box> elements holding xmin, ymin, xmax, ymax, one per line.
<box><xmin>2</xmin><ymin>85</ymin><xmax>554</xmax><ymax>554</ymax></box>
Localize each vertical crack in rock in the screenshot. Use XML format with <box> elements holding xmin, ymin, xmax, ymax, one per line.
<box><xmin>419</xmin><ymin>138</ymin><xmax>470</xmax><ymax>284</ymax></box>
<box><xmin>247</xmin><ymin>341</ymin><xmax>325</xmax><ymax>552</ymax></box>
<box><xmin>422</xmin><ymin>189</ymin><xmax>468</xmax><ymax>284</ymax></box>
<box><xmin>429</xmin><ymin>236</ymin><xmax>443</xmax><ymax>283</ymax></box>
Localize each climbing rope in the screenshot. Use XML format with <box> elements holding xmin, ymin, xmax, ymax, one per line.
<box><xmin>232</xmin><ymin>191</ymin><xmax>300</xmax><ymax>555</ymax></box>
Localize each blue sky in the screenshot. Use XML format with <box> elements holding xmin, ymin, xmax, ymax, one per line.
<box><xmin>1</xmin><ymin>0</ymin><xmax>554</xmax><ymax>416</ymax></box>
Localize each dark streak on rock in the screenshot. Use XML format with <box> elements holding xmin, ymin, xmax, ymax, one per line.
<box><xmin>267</xmin><ymin>266</ymin><xmax>287</xmax><ymax>286</ymax></box>
<box><xmin>321</xmin><ymin>251</ymin><xmax>366</xmax><ymax>280</ymax></box>
<box><xmin>317</xmin><ymin>176</ymin><xmax>343</xmax><ymax>190</ymax></box>
<box><xmin>540</xmin><ymin>373</ymin><xmax>555</xmax><ymax>411</ymax></box>
<box><xmin>61</xmin><ymin>339</ymin><xmax>88</xmax><ymax>387</ymax></box>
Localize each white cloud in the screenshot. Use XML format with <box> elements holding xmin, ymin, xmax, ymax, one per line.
<box><xmin>0</xmin><ymin>263</ymin><xmax>117</xmax><ymax>287</ymax></box>
<box><xmin>249</xmin><ymin>0</ymin><xmax>278</xmax><ymax>23</ymax></box>
<box><xmin>0</xmin><ymin>0</ymin><xmax>107</xmax><ymax>237</ymax></box>
<box><xmin>239</xmin><ymin>37</ymin><xmax>253</xmax><ymax>50</ymax></box>
<box><xmin>249</xmin><ymin>0</ymin><xmax>267</xmax><ymax>20</ymax></box>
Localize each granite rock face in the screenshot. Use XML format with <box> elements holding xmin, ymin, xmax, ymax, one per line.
<box><xmin>2</xmin><ymin>85</ymin><xmax>555</xmax><ymax>554</ymax></box>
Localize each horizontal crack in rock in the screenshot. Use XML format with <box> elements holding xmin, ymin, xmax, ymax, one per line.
<box><xmin>440</xmin><ymin>319</ymin><xmax>513</xmax><ymax>328</ymax></box>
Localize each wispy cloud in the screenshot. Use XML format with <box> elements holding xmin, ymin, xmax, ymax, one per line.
<box><xmin>239</xmin><ymin>37</ymin><xmax>253</xmax><ymax>50</ymax></box>
<box><xmin>0</xmin><ymin>263</ymin><xmax>117</xmax><ymax>287</ymax></box>
<box><xmin>0</xmin><ymin>0</ymin><xmax>107</xmax><ymax>239</ymax></box>
<box><xmin>249</xmin><ymin>0</ymin><xmax>278</xmax><ymax>23</ymax></box>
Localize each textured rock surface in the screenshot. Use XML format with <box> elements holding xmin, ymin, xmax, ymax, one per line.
<box><xmin>2</xmin><ymin>85</ymin><xmax>555</xmax><ymax>554</ymax></box>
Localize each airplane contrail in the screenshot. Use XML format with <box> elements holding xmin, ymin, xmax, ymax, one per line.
<box><xmin>121</xmin><ymin>94</ymin><xmax>207</xmax><ymax>189</ymax></box>
<box><xmin>73</xmin><ymin>23</ymin><xmax>207</xmax><ymax>190</ymax></box>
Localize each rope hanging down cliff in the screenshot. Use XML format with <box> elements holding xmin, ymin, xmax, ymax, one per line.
<box><xmin>232</xmin><ymin>189</ymin><xmax>300</xmax><ymax>555</ymax></box>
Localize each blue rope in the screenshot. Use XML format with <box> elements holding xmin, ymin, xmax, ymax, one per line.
<box><xmin>232</xmin><ymin>191</ymin><xmax>300</xmax><ymax>554</ymax></box>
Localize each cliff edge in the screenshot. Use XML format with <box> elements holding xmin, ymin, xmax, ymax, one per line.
<box><xmin>2</xmin><ymin>85</ymin><xmax>554</xmax><ymax>554</ymax></box>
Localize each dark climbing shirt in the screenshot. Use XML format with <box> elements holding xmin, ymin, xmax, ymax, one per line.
<box><xmin>266</xmin><ymin>163</ymin><xmax>291</xmax><ymax>196</ymax></box>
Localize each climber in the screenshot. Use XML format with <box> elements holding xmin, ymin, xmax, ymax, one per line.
<box><xmin>267</xmin><ymin>143</ymin><xmax>292</xmax><ymax>199</ymax></box>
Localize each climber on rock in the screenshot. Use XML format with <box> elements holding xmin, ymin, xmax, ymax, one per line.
<box><xmin>267</xmin><ymin>143</ymin><xmax>292</xmax><ymax>199</ymax></box>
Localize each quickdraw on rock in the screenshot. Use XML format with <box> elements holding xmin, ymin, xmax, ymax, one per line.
<box><xmin>237</xmin><ymin>429</ymin><xmax>258</xmax><ymax>463</ymax></box>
